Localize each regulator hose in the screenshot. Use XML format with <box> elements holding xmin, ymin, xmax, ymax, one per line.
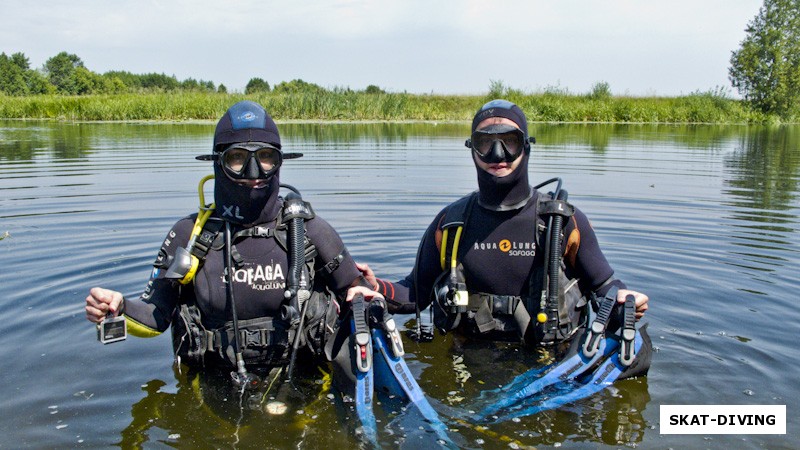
<box><xmin>224</xmin><ymin>221</ymin><xmax>255</xmax><ymax>387</ymax></box>
<box><xmin>281</xmin><ymin>188</ymin><xmax>313</xmax><ymax>382</ymax></box>
<box><xmin>544</xmin><ymin>188</ymin><xmax>568</xmax><ymax>341</ymax></box>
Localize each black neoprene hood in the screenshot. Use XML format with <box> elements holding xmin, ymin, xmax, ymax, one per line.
<box><xmin>471</xmin><ymin>99</ymin><xmax>529</xmax><ymax>139</ymax></box>
<box><xmin>213</xmin><ymin>100</ymin><xmax>281</xmax><ymax>151</ymax></box>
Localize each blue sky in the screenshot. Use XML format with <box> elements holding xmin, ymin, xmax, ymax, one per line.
<box><xmin>2</xmin><ymin>0</ymin><xmax>763</xmax><ymax>96</ymax></box>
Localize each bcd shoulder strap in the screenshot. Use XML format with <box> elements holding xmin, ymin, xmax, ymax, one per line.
<box><xmin>439</xmin><ymin>191</ymin><xmax>478</xmax><ymax>270</ymax></box>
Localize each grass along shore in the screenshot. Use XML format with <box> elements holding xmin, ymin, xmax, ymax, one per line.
<box><xmin>0</xmin><ymin>90</ymin><xmax>773</xmax><ymax>123</ymax></box>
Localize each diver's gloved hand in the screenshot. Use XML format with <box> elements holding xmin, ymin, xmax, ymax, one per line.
<box><xmin>345</xmin><ymin>285</ymin><xmax>384</xmax><ymax>303</ymax></box>
<box><xmin>85</xmin><ymin>287</ymin><xmax>124</xmax><ymax>323</ymax></box>
<box><xmin>617</xmin><ymin>289</ymin><xmax>649</xmax><ymax>321</ymax></box>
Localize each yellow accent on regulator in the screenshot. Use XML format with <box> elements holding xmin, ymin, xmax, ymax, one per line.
<box><xmin>536</xmin><ymin>312</ymin><xmax>548</xmax><ymax>323</ymax></box>
<box><xmin>178</xmin><ymin>175</ymin><xmax>215</xmax><ymax>284</ymax></box>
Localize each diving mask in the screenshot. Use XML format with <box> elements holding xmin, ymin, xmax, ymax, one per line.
<box><xmin>466</xmin><ymin>124</ymin><xmax>529</xmax><ymax>164</ymax></box>
<box><xmin>219</xmin><ymin>142</ymin><xmax>282</xmax><ymax>180</ymax></box>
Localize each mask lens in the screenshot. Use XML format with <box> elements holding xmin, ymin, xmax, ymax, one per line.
<box><xmin>472</xmin><ymin>134</ymin><xmax>495</xmax><ymax>156</ymax></box>
<box><xmin>223</xmin><ymin>148</ymin><xmax>250</xmax><ymax>174</ymax></box>
<box><xmin>495</xmin><ymin>132</ymin><xmax>522</xmax><ymax>156</ymax></box>
<box><xmin>255</xmin><ymin>148</ymin><xmax>279</xmax><ymax>171</ymax></box>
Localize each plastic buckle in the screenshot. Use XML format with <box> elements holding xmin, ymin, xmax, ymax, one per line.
<box><xmin>582</xmin><ymin>286</ymin><xmax>618</xmax><ymax>357</ymax></box>
<box><xmin>620</xmin><ymin>294</ymin><xmax>637</xmax><ymax>367</ymax></box>
<box><xmin>355</xmin><ymin>331</ymin><xmax>373</xmax><ymax>373</ymax></box>
<box><xmin>382</xmin><ymin>317</ymin><xmax>405</xmax><ymax>357</ymax></box>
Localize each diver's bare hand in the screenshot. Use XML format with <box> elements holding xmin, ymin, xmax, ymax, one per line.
<box><xmin>346</xmin><ymin>285</ymin><xmax>384</xmax><ymax>303</ymax></box>
<box><xmin>85</xmin><ymin>287</ymin><xmax>123</xmax><ymax>323</ymax></box>
<box><xmin>355</xmin><ymin>262</ymin><xmax>378</xmax><ymax>290</ymax></box>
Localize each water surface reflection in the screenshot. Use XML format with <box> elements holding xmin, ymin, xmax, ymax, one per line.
<box><xmin>0</xmin><ymin>120</ymin><xmax>798</xmax><ymax>449</ymax></box>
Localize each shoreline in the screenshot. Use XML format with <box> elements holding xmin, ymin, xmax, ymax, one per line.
<box><xmin>0</xmin><ymin>91</ymin><xmax>789</xmax><ymax>124</ymax></box>
<box><xmin>0</xmin><ymin>117</ymin><xmax>765</xmax><ymax>126</ymax></box>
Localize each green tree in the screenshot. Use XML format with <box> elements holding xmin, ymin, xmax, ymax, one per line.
<box><xmin>729</xmin><ymin>0</ymin><xmax>800</xmax><ymax>117</ymax></box>
<box><xmin>10</xmin><ymin>52</ymin><xmax>30</xmax><ymax>70</ymax></box>
<box><xmin>1</xmin><ymin>52</ymin><xmax>54</xmax><ymax>95</ymax></box>
<box><xmin>245</xmin><ymin>77</ymin><xmax>270</xmax><ymax>94</ymax></box>
<box><xmin>44</xmin><ymin>51</ymin><xmax>84</xmax><ymax>94</ymax></box>
<box><xmin>181</xmin><ymin>77</ymin><xmax>200</xmax><ymax>90</ymax></box>
<box><xmin>0</xmin><ymin>52</ymin><xmax>28</xmax><ymax>95</ymax></box>
<box><xmin>140</xmin><ymin>73</ymin><xmax>180</xmax><ymax>91</ymax></box>
<box><xmin>25</xmin><ymin>70</ymin><xmax>54</xmax><ymax>94</ymax></box>
<box><xmin>272</xmin><ymin>79</ymin><xmax>325</xmax><ymax>94</ymax></box>
<box><xmin>72</xmin><ymin>66</ymin><xmax>99</xmax><ymax>94</ymax></box>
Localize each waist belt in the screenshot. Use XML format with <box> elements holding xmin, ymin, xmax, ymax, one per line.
<box><xmin>468</xmin><ymin>293</ymin><xmax>533</xmax><ymax>334</ymax></box>
<box><xmin>208</xmin><ymin>316</ymin><xmax>289</xmax><ymax>352</ymax></box>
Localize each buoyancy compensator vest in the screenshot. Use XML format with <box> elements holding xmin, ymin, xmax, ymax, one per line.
<box><xmin>432</xmin><ymin>178</ymin><xmax>589</xmax><ymax>347</ymax></box>
<box><xmin>165</xmin><ymin>184</ymin><xmax>341</xmax><ymax>369</ymax></box>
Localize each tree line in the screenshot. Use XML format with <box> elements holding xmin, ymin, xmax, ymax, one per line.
<box><xmin>0</xmin><ymin>51</ymin><xmax>387</xmax><ymax>98</ymax></box>
<box><xmin>0</xmin><ymin>51</ymin><xmax>221</xmax><ymax>96</ymax></box>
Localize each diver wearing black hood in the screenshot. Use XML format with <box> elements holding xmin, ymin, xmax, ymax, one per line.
<box><xmin>360</xmin><ymin>100</ymin><xmax>651</xmax><ymax>377</ymax></box>
<box><xmin>211</xmin><ymin>100</ymin><xmax>283</xmax><ymax>226</ymax></box>
<box><xmin>86</xmin><ymin>101</ymin><xmax>366</xmax><ymax>377</ymax></box>
<box><xmin>469</xmin><ymin>99</ymin><xmax>534</xmax><ymax>211</ymax></box>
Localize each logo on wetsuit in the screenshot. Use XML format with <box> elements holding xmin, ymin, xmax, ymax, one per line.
<box><xmin>231</xmin><ymin>262</ymin><xmax>286</xmax><ymax>291</ymax></box>
<box><xmin>473</xmin><ymin>239</ymin><xmax>536</xmax><ymax>257</ymax></box>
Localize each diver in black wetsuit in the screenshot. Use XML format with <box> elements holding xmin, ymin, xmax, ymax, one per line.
<box><xmin>85</xmin><ymin>100</ymin><xmax>375</xmax><ymax>392</ymax></box>
<box><xmin>355</xmin><ymin>99</ymin><xmax>651</xmax><ymax>377</ymax></box>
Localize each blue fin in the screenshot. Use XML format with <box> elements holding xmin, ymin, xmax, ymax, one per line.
<box><xmin>349</xmin><ymin>298</ymin><xmax>379</xmax><ymax>447</ymax></box>
<box><xmin>479</xmin><ymin>333</ymin><xmax>644</xmax><ymax>423</ymax></box>
<box><xmin>347</xmin><ymin>295</ymin><xmax>456</xmax><ymax>448</ymax></box>
<box><xmin>353</xmin><ymin>363</ymin><xmax>379</xmax><ymax>445</ymax></box>
<box><xmin>474</xmin><ymin>337</ymin><xmax>619</xmax><ymax>421</ymax></box>
<box><xmin>372</xmin><ymin>329</ymin><xmax>456</xmax><ymax>447</ymax></box>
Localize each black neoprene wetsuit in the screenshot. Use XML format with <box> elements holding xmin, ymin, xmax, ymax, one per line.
<box><xmin>376</xmin><ymin>189</ymin><xmax>625</xmax><ymax>316</ymax></box>
<box><xmin>122</xmin><ymin>205</ymin><xmax>361</xmax><ymax>353</ymax></box>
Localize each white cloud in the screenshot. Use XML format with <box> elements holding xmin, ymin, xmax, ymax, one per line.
<box><xmin>1</xmin><ymin>0</ymin><xmax>763</xmax><ymax>95</ymax></box>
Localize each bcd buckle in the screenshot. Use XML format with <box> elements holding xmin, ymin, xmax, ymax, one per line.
<box><xmin>582</xmin><ymin>286</ymin><xmax>618</xmax><ymax>358</ymax></box>
<box><xmin>620</xmin><ymin>294</ymin><xmax>637</xmax><ymax>366</ymax></box>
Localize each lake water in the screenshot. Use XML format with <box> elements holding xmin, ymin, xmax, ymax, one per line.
<box><xmin>0</xmin><ymin>120</ymin><xmax>798</xmax><ymax>449</ymax></box>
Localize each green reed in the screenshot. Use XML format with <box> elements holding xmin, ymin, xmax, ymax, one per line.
<box><xmin>0</xmin><ymin>90</ymin><xmax>770</xmax><ymax>123</ymax></box>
